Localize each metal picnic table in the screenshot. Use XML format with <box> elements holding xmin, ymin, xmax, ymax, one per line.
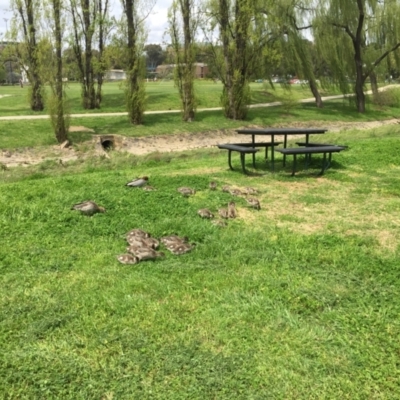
<box><xmin>236</xmin><ymin>128</ymin><xmax>328</xmax><ymax>170</ymax></box>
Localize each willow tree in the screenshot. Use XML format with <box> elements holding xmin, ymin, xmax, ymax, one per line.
<box><xmin>69</xmin><ymin>0</ymin><xmax>110</xmax><ymax>109</ymax></box>
<box><xmin>314</xmin><ymin>0</ymin><xmax>400</xmax><ymax>113</ymax></box>
<box><xmin>11</xmin><ymin>0</ymin><xmax>45</xmax><ymax>111</ymax></box>
<box><xmin>168</xmin><ymin>0</ymin><xmax>197</xmax><ymax>121</ymax></box>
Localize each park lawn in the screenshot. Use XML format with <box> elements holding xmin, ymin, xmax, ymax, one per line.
<box><xmin>0</xmin><ymin>80</ymin><xmax>343</xmax><ymax>116</ymax></box>
<box><xmin>0</xmin><ymin>125</ymin><xmax>399</xmax><ymax>398</ymax></box>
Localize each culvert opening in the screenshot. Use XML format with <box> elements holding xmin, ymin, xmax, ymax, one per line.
<box><xmin>101</xmin><ymin>138</ymin><xmax>114</xmax><ymax>151</ymax></box>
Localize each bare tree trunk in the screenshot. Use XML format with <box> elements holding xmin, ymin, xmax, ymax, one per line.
<box><xmin>219</xmin><ymin>0</ymin><xmax>250</xmax><ymax>120</ymax></box>
<box><xmin>70</xmin><ymin>0</ymin><xmax>98</xmax><ymax>109</ymax></box>
<box><xmin>17</xmin><ymin>0</ymin><xmax>44</xmax><ymax>111</ymax></box>
<box><xmin>124</xmin><ymin>0</ymin><xmax>145</xmax><ymax>124</ymax></box>
<box><xmin>370</xmin><ymin>71</ymin><xmax>378</xmax><ymax>96</ymax></box>
<box><xmin>180</xmin><ymin>0</ymin><xmax>195</xmax><ymax>121</ymax></box>
<box><xmin>309</xmin><ymin>79</ymin><xmax>323</xmax><ymax>108</ymax></box>
<box><xmin>51</xmin><ymin>0</ymin><xmax>68</xmax><ymax>143</ymax></box>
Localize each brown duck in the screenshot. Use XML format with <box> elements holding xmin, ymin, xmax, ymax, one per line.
<box><xmin>71</xmin><ymin>201</ymin><xmax>105</xmax><ymax>216</ymax></box>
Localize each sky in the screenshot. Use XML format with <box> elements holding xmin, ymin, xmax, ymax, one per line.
<box><xmin>0</xmin><ymin>0</ymin><xmax>170</xmax><ymax>44</ymax></box>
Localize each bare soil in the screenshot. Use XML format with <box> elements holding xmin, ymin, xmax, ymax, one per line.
<box><xmin>1</xmin><ymin>119</ymin><xmax>399</xmax><ymax>168</ymax></box>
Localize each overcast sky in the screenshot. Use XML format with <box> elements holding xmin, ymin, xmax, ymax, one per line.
<box><xmin>0</xmin><ymin>0</ymin><xmax>170</xmax><ymax>44</ymax></box>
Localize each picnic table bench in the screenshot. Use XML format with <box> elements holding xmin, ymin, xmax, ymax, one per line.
<box><xmin>217</xmin><ymin>144</ymin><xmax>259</xmax><ymax>174</ymax></box>
<box><xmin>275</xmin><ymin>145</ymin><xmax>346</xmax><ymax>176</ymax></box>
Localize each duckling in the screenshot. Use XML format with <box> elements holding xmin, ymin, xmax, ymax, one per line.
<box><xmin>71</xmin><ymin>200</ymin><xmax>105</xmax><ymax>216</ymax></box>
<box><xmin>126</xmin><ymin>244</ymin><xmax>147</xmax><ymax>254</ymax></box>
<box><xmin>244</xmin><ymin>187</ymin><xmax>258</xmax><ymax>195</ymax></box>
<box><xmin>126</xmin><ymin>176</ymin><xmax>149</xmax><ymax>187</ymax></box>
<box><xmin>126</xmin><ymin>229</ymin><xmax>151</xmax><ymax>239</ymax></box>
<box><xmin>228</xmin><ymin>201</ymin><xmax>237</xmax><ymax>218</ymax></box>
<box><xmin>246</xmin><ymin>197</ymin><xmax>261</xmax><ymax>210</ymax></box>
<box><xmin>167</xmin><ymin>242</ymin><xmax>195</xmax><ymax>255</ymax></box>
<box><xmin>160</xmin><ymin>235</ymin><xmax>189</xmax><ymax>246</ymax></box>
<box><xmin>222</xmin><ymin>185</ymin><xmax>231</xmax><ymax>193</ymax></box>
<box><xmin>127</xmin><ymin>236</ymin><xmax>148</xmax><ymax>247</ymax></box>
<box><xmin>117</xmin><ymin>254</ymin><xmax>140</xmax><ymax>264</ymax></box>
<box><xmin>197</xmin><ymin>208</ymin><xmax>214</xmax><ymax>219</ymax></box>
<box><xmin>209</xmin><ymin>181</ymin><xmax>217</xmax><ymax>190</ymax></box>
<box><xmin>229</xmin><ymin>188</ymin><xmax>242</xmax><ymax>197</ymax></box>
<box><xmin>218</xmin><ymin>208</ymin><xmax>229</xmax><ymax>219</ymax></box>
<box><xmin>142</xmin><ymin>237</ymin><xmax>160</xmax><ymax>249</ymax></box>
<box><xmin>142</xmin><ymin>185</ymin><xmax>157</xmax><ymax>191</ymax></box>
<box><xmin>177</xmin><ymin>187</ymin><xmax>196</xmax><ymax>196</ymax></box>
<box><xmin>211</xmin><ymin>220</ymin><xmax>228</xmax><ymax>227</ymax></box>
<box><xmin>133</xmin><ymin>247</ymin><xmax>165</xmax><ymax>261</ymax></box>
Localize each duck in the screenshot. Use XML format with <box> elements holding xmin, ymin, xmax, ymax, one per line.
<box><xmin>126</xmin><ymin>244</ymin><xmax>147</xmax><ymax>254</ymax></box>
<box><xmin>142</xmin><ymin>185</ymin><xmax>157</xmax><ymax>191</ymax></box>
<box><xmin>228</xmin><ymin>201</ymin><xmax>237</xmax><ymax>218</ymax></box>
<box><xmin>142</xmin><ymin>237</ymin><xmax>160</xmax><ymax>249</ymax></box>
<box><xmin>177</xmin><ymin>187</ymin><xmax>196</xmax><ymax>196</ymax></box>
<box><xmin>126</xmin><ymin>236</ymin><xmax>147</xmax><ymax>246</ymax></box>
<box><xmin>71</xmin><ymin>200</ymin><xmax>105</xmax><ymax>216</ymax></box>
<box><xmin>132</xmin><ymin>247</ymin><xmax>165</xmax><ymax>261</ymax></box>
<box><xmin>209</xmin><ymin>181</ymin><xmax>217</xmax><ymax>190</ymax></box>
<box><xmin>160</xmin><ymin>235</ymin><xmax>189</xmax><ymax>246</ymax></box>
<box><xmin>229</xmin><ymin>188</ymin><xmax>242</xmax><ymax>197</ymax></box>
<box><xmin>246</xmin><ymin>197</ymin><xmax>261</xmax><ymax>210</ymax></box>
<box><xmin>222</xmin><ymin>185</ymin><xmax>231</xmax><ymax>193</ymax></box>
<box><xmin>244</xmin><ymin>187</ymin><xmax>258</xmax><ymax>195</ymax></box>
<box><xmin>126</xmin><ymin>176</ymin><xmax>149</xmax><ymax>187</ymax></box>
<box><xmin>126</xmin><ymin>228</ymin><xmax>151</xmax><ymax>238</ymax></box>
<box><xmin>117</xmin><ymin>254</ymin><xmax>140</xmax><ymax>264</ymax></box>
<box><xmin>211</xmin><ymin>220</ymin><xmax>228</xmax><ymax>227</ymax></box>
<box><xmin>167</xmin><ymin>242</ymin><xmax>195</xmax><ymax>255</ymax></box>
<box><xmin>197</xmin><ymin>208</ymin><xmax>214</xmax><ymax>219</ymax></box>
<box><xmin>218</xmin><ymin>208</ymin><xmax>229</xmax><ymax>219</ymax></box>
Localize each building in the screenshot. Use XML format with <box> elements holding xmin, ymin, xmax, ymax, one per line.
<box><xmin>155</xmin><ymin>63</ymin><xmax>209</xmax><ymax>79</ymax></box>
<box><xmin>105</xmin><ymin>69</ymin><xmax>127</xmax><ymax>81</ymax></box>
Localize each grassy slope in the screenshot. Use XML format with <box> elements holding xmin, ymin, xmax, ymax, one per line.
<box><xmin>1</xmin><ymin>127</ymin><xmax>399</xmax><ymax>398</ymax></box>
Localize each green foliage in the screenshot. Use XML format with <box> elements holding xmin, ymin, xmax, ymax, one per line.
<box><xmin>371</xmin><ymin>87</ymin><xmax>400</xmax><ymax>108</ymax></box>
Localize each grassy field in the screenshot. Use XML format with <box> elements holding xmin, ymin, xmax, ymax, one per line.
<box><xmin>1</xmin><ymin>125</ymin><xmax>400</xmax><ymax>398</ymax></box>
<box><xmin>0</xmin><ymin>80</ymin><xmax>343</xmax><ymax>116</ymax></box>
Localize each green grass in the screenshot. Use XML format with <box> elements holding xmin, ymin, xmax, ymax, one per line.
<box><xmin>1</xmin><ymin>126</ymin><xmax>400</xmax><ymax>398</ymax></box>
<box><xmin>0</xmin><ymin>80</ymin><xmax>345</xmax><ymax>116</ymax></box>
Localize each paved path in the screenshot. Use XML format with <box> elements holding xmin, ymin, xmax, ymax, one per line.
<box><xmin>0</xmin><ymin>87</ymin><xmax>393</xmax><ymax>121</ymax></box>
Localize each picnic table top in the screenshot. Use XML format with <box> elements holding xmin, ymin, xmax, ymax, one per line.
<box><xmin>236</xmin><ymin>128</ymin><xmax>328</xmax><ymax>135</ymax></box>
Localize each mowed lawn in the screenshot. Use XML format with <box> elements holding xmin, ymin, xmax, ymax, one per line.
<box><xmin>0</xmin><ymin>126</ymin><xmax>399</xmax><ymax>398</ymax></box>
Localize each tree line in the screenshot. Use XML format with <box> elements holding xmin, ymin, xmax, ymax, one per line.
<box><xmin>3</xmin><ymin>0</ymin><xmax>400</xmax><ymax>142</ymax></box>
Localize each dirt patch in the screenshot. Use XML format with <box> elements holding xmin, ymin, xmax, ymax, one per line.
<box><xmin>1</xmin><ymin>118</ymin><xmax>400</xmax><ymax>168</ymax></box>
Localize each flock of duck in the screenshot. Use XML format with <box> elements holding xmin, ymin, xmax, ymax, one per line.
<box><xmin>71</xmin><ymin>176</ymin><xmax>262</xmax><ymax>265</ymax></box>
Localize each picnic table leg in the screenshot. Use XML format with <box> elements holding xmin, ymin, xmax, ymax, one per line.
<box><xmin>291</xmin><ymin>154</ymin><xmax>297</xmax><ymax>176</ymax></box>
<box><xmin>318</xmin><ymin>152</ymin><xmax>328</xmax><ymax>175</ymax></box>
<box><xmin>283</xmin><ymin>134</ymin><xmax>287</xmax><ymax>167</ymax></box>
<box><xmin>251</xmin><ymin>135</ymin><xmax>256</xmax><ymax>169</ymax></box>
<box><xmin>271</xmin><ymin>135</ymin><xmax>276</xmax><ymax>171</ymax></box>
<box><xmin>228</xmin><ymin>150</ymin><xmax>234</xmax><ymax>170</ymax></box>
<box><xmin>240</xmin><ymin>152</ymin><xmax>248</xmax><ymax>174</ymax></box>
